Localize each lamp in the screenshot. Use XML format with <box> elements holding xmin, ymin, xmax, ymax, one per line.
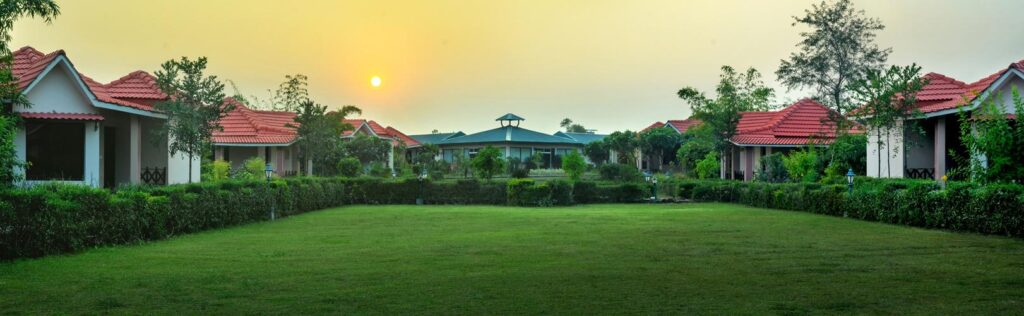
<box><xmin>264</xmin><ymin>163</ymin><xmax>274</xmax><ymax>181</ymax></box>
<box><xmin>846</xmin><ymin>168</ymin><xmax>855</xmax><ymax>194</ymax></box>
<box><xmin>265</xmin><ymin>163</ymin><xmax>276</xmax><ymax>220</ymax></box>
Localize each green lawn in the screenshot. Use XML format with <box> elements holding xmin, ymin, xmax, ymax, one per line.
<box><xmin>2</xmin><ymin>204</ymin><xmax>1023</xmax><ymax>315</ymax></box>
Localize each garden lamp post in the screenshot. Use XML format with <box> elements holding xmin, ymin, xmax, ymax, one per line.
<box><xmin>265</xmin><ymin>163</ymin><xmax>276</xmax><ymax>220</ymax></box>
<box><xmin>417</xmin><ymin>170</ymin><xmax>427</xmax><ymax>205</ymax></box>
<box><xmin>846</xmin><ymin>168</ymin><xmax>855</xmax><ymax>194</ymax></box>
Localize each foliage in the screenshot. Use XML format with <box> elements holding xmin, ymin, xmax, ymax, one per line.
<box><xmin>0</xmin><ymin>116</ymin><xmax>22</xmax><ymax>186</ymax></box>
<box><xmin>203</xmin><ymin>160</ymin><xmax>231</xmax><ymax>182</ymax></box>
<box><xmin>342</xmin><ymin>134</ymin><xmax>391</xmax><ymax>164</ymax></box>
<box><xmin>561</xmin><ymin>150</ymin><xmax>586</xmax><ymax>181</ymax></box>
<box><xmin>782</xmin><ymin>148</ymin><xmax>821</xmax><ymax>183</ymax></box>
<box><xmin>604</xmin><ymin>131</ymin><xmax>639</xmax><ymax>165</ymax></box>
<box><xmin>559</xmin><ymin>118</ymin><xmax>588</xmax><ymax>133</ymax></box>
<box><xmin>291</xmin><ymin>100</ymin><xmax>360</xmax><ymax>176</ymax></box>
<box><xmin>694</xmin><ymin>151</ymin><xmax>719</xmax><ymax>180</ymax></box>
<box><xmin>337</xmin><ymin>157</ymin><xmax>361</xmax><ymax>177</ymax></box>
<box><xmin>956</xmin><ymin>88</ymin><xmax>1024</xmax><ymax>183</ymax></box>
<box><xmin>153</xmin><ymin>56</ymin><xmax>229</xmax><ymax>183</ymax></box>
<box><xmin>777</xmin><ymin>0</ymin><xmax>889</xmax><ymax>127</ymax></box>
<box><xmin>849</xmin><ymin>64</ymin><xmax>927</xmax><ymax>177</ymax></box>
<box><xmin>824</xmin><ymin>133</ymin><xmax>867</xmax><ymax>176</ymax></box>
<box><xmin>676</xmin><ymin>124</ymin><xmax>716</xmax><ymax>176</ymax></box>
<box><xmin>507</xmin><ymin>179</ymin><xmax>573</xmax><ymax>207</ymax></box>
<box><xmin>754</xmin><ymin>153</ymin><xmax>788</xmax><ymax>183</ymax></box>
<box><xmin>598</xmin><ymin>163</ymin><xmax>643</xmax><ymax>182</ymax></box>
<box><xmin>639</xmin><ymin>127</ymin><xmax>682</xmax><ymax>168</ymax></box>
<box><xmin>583</xmin><ymin>140</ymin><xmax>610</xmax><ymax>166</ymax></box>
<box><xmin>367</xmin><ymin>162</ymin><xmax>391</xmax><ymax>178</ymax></box>
<box><xmin>471</xmin><ymin>146</ymin><xmax>506</xmax><ymax>181</ymax></box>
<box><xmin>272</xmin><ymin>74</ymin><xmax>310</xmax><ymax>112</ymax></box>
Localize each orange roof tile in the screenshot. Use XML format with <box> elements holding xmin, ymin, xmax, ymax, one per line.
<box><xmin>732</xmin><ymin>99</ymin><xmax>861</xmax><ymax>146</ymax></box>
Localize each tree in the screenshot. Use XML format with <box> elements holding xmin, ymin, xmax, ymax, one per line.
<box><xmin>604</xmin><ymin>131</ymin><xmax>640</xmax><ymax>165</ymax></box>
<box><xmin>849</xmin><ymin>64</ymin><xmax>927</xmax><ymax>177</ymax></box>
<box><xmin>583</xmin><ymin>140</ymin><xmax>610</xmax><ymax>166</ymax></box>
<box><xmin>154</xmin><ymin>57</ymin><xmax>229</xmax><ymax>183</ymax></box>
<box><xmin>272</xmin><ymin>74</ymin><xmax>310</xmax><ymax>112</ymax></box>
<box><xmin>782</xmin><ymin>147</ymin><xmax>821</xmax><ymax>183</ymax></box>
<box><xmin>777</xmin><ymin>0</ymin><xmax>889</xmax><ymax>131</ymax></box>
<box><xmin>561</xmin><ymin>150</ymin><xmax>586</xmax><ymax>181</ymax></box>
<box><xmin>337</xmin><ymin>157</ymin><xmax>361</xmax><ymax>177</ymax></box>
<box><xmin>694</xmin><ymin>151</ymin><xmax>719</xmax><ymax>180</ymax></box>
<box><xmin>640</xmin><ymin>127</ymin><xmax>682</xmax><ymax>170</ymax></box>
<box><xmin>0</xmin><ymin>0</ymin><xmax>60</xmax><ymax>186</ymax></box>
<box><xmin>471</xmin><ymin>145</ymin><xmax>506</xmax><ymax>181</ymax></box>
<box><xmin>560</xmin><ymin>118</ymin><xmax>588</xmax><ymax>133</ymax></box>
<box><xmin>343</xmin><ymin>134</ymin><xmax>391</xmax><ymax>165</ymax></box>
<box><xmin>290</xmin><ymin>100</ymin><xmax>360</xmax><ymax>175</ymax></box>
<box><xmin>955</xmin><ymin>88</ymin><xmax>1024</xmax><ymax>183</ymax></box>
<box><xmin>678</xmin><ymin>66</ymin><xmax>775</xmax><ymax>179</ymax></box>
<box><xmin>676</xmin><ymin>124</ymin><xmax>716</xmax><ymax>176</ymax></box>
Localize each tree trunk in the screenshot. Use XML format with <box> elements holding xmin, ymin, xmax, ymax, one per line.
<box><xmin>188</xmin><ymin>153</ymin><xmax>194</xmax><ymax>183</ymax></box>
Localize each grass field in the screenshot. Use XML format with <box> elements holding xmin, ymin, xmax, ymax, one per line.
<box><xmin>2</xmin><ymin>203</ymin><xmax>1023</xmax><ymax>314</ymax></box>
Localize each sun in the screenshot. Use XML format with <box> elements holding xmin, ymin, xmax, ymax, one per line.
<box><xmin>370</xmin><ymin>76</ymin><xmax>382</xmax><ymax>87</ymax></box>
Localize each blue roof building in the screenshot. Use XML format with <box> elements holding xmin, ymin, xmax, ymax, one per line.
<box><xmin>409</xmin><ymin>114</ymin><xmax>607</xmax><ymax>168</ymax></box>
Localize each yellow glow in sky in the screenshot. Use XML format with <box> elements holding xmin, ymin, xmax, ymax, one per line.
<box><xmin>10</xmin><ymin>0</ymin><xmax>1024</xmax><ymax>134</ymax></box>
<box><xmin>371</xmin><ymin>76</ymin><xmax>382</xmax><ymax>88</ymax></box>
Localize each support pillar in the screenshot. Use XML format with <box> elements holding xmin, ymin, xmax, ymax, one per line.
<box><xmin>934</xmin><ymin>117</ymin><xmax>947</xmax><ymax>181</ymax></box>
<box><xmin>388</xmin><ymin>146</ymin><xmax>395</xmax><ymax>172</ymax></box>
<box><xmin>84</xmin><ymin>122</ymin><xmax>101</xmax><ymax>187</ymax></box>
<box><xmin>129</xmin><ymin>116</ymin><xmax>141</xmax><ymax>184</ymax></box>
<box><xmin>214</xmin><ymin>147</ymin><xmax>224</xmax><ymax>161</ymax></box>
<box><xmin>743</xmin><ymin>147</ymin><xmax>754</xmax><ymax>182</ymax></box>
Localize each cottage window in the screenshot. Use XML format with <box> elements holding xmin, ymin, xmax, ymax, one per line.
<box><xmin>25</xmin><ymin>122</ymin><xmax>85</xmax><ymax>181</ymax></box>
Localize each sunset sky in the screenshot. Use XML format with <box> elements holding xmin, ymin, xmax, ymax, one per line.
<box><xmin>11</xmin><ymin>0</ymin><xmax>1024</xmax><ymax>134</ymax></box>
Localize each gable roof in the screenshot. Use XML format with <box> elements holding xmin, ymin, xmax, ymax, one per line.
<box><xmin>213</xmin><ymin>98</ymin><xmax>298</xmax><ymax>145</ymax></box>
<box><xmin>341</xmin><ymin>119</ymin><xmax>420</xmax><ymax>147</ymax></box>
<box><xmin>12</xmin><ymin>46</ymin><xmax>167</xmax><ymax>114</ymax></box>
<box><xmin>409</xmin><ymin>132</ymin><xmax>465</xmax><ymax>145</ymax></box>
<box><xmin>731</xmin><ymin>99</ymin><xmax>861</xmax><ymax>146</ymax></box>
<box><xmin>641</xmin><ymin>118</ymin><xmax>702</xmax><ymax>134</ymax></box>
<box><xmin>861</xmin><ymin>59</ymin><xmax>1024</xmax><ymax>118</ymax></box>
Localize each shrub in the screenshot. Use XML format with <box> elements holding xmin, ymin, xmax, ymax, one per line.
<box><xmin>782</xmin><ymin>148</ymin><xmax>820</xmax><ymax>182</ymax></box>
<box><xmin>471</xmin><ymin>146</ymin><xmax>506</xmax><ymax>181</ymax></box>
<box><xmin>598</xmin><ymin>163</ymin><xmax>643</xmax><ymax>182</ymax></box>
<box><xmin>233</xmin><ymin>157</ymin><xmax>266</xmax><ymax>180</ymax></box>
<box><xmin>561</xmin><ymin>151</ymin><xmax>586</xmax><ymax>181</ymax></box>
<box><xmin>695</xmin><ymin>151</ymin><xmax>719</xmax><ymax>179</ymax></box>
<box><xmin>337</xmin><ymin>157</ymin><xmax>361</xmax><ymax>177</ymax></box>
<box><xmin>754</xmin><ymin>153</ymin><xmax>787</xmax><ymax>182</ymax></box>
<box><xmin>368</xmin><ymin>162</ymin><xmax>391</xmax><ymax>178</ymax></box>
<box><xmin>203</xmin><ymin>160</ymin><xmax>231</xmax><ymax>182</ymax></box>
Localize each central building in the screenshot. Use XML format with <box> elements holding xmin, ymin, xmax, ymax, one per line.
<box><xmin>410</xmin><ymin>113</ymin><xmax>604</xmax><ymax>169</ymax></box>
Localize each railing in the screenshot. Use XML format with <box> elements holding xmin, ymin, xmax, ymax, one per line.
<box><xmin>141</xmin><ymin>167</ymin><xmax>167</xmax><ymax>185</ymax></box>
<box><xmin>282</xmin><ymin>170</ymin><xmax>298</xmax><ymax>177</ymax></box>
<box><xmin>905</xmin><ymin>168</ymin><xmax>934</xmax><ymax>180</ymax></box>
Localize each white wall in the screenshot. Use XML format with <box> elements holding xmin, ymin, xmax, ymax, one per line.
<box><xmin>19</xmin><ymin>63</ymin><xmax>95</xmax><ymax>114</ymax></box>
<box><xmin>84</xmin><ymin>122</ymin><xmax>101</xmax><ymax>187</ymax></box>
<box><xmin>165</xmin><ymin>134</ymin><xmax>201</xmax><ymax>184</ymax></box>
<box><xmin>866</xmin><ymin>120</ymin><xmax>905</xmax><ymax>178</ymax></box>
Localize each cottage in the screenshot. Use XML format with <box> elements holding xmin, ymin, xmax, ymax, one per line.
<box><xmin>865</xmin><ymin>60</ymin><xmax>1024</xmax><ymax>180</ymax></box>
<box><xmin>727</xmin><ymin>99</ymin><xmax>860</xmax><ymax>181</ymax></box>
<box><xmin>639</xmin><ymin>117</ymin><xmax>701</xmax><ymax>170</ymax></box>
<box><xmin>10</xmin><ymin>47</ymin><xmax>198</xmax><ymax>187</ymax></box>
<box><xmin>212</xmin><ymin>98</ymin><xmax>303</xmax><ymax>176</ymax></box>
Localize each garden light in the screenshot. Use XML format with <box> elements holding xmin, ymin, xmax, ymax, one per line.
<box><xmin>846</xmin><ymin>168</ymin><xmax>855</xmax><ymax>194</ymax></box>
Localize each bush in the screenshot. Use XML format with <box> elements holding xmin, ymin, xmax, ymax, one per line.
<box><xmin>562</xmin><ymin>151</ymin><xmax>586</xmax><ymax>181</ymax></box>
<box><xmin>233</xmin><ymin>157</ymin><xmax>266</xmax><ymax>180</ymax></box>
<box><xmin>782</xmin><ymin>148</ymin><xmax>820</xmax><ymax>182</ymax></box>
<box><xmin>337</xmin><ymin>157</ymin><xmax>361</xmax><ymax>177</ymax></box>
<box><xmin>755</xmin><ymin>153</ymin><xmax>787</xmax><ymax>182</ymax></box>
<box><xmin>367</xmin><ymin>162</ymin><xmax>391</xmax><ymax>178</ymax></box>
<box><xmin>203</xmin><ymin>160</ymin><xmax>231</xmax><ymax>182</ymax></box>
<box><xmin>695</xmin><ymin>151</ymin><xmax>719</xmax><ymax>179</ymax></box>
<box><xmin>598</xmin><ymin>163</ymin><xmax>643</xmax><ymax>182</ymax></box>
<box><xmin>676</xmin><ymin>179</ymin><xmax>1024</xmax><ymax>239</ymax></box>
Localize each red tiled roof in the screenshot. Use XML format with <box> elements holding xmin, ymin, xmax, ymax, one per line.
<box><xmin>731</xmin><ymin>99</ymin><xmax>861</xmax><ymax>146</ymax></box>
<box><xmin>11</xmin><ymin>46</ymin><xmax>165</xmax><ymax>113</ymax></box>
<box><xmin>865</xmin><ymin>59</ymin><xmax>1024</xmax><ymax>115</ymax></box>
<box><xmin>341</xmin><ymin>118</ymin><xmax>420</xmax><ymax>147</ymax></box>
<box><xmin>641</xmin><ymin>122</ymin><xmax>664</xmax><ymax>133</ymax></box>
<box><xmin>212</xmin><ymin>98</ymin><xmax>298</xmax><ymax>145</ymax></box>
<box><xmin>666</xmin><ymin>118</ymin><xmax>701</xmax><ymax>133</ymax></box>
<box><xmin>19</xmin><ymin>112</ymin><xmax>105</xmax><ymax>121</ymax></box>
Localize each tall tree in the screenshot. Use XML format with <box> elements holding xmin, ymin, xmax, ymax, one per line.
<box><xmin>290</xmin><ymin>100</ymin><xmax>360</xmax><ymax>175</ymax></box>
<box><xmin>154</xmin><ymin>57</ymin><xmax>229</xmax><ymax>183</ymax></box>
<box><xmin>471</xmin><ymin>145</ymin><xmax>506</xmax><ymax>181</ymax></box>
<box><xmin>583</xmin><ymin>140</ymin><xmax>610</xmax><ymax>166</ymax></box>
<box><xmin>342</xmin><ymin>134</ymin><xmax>391</xmax><ymax>165</ymax></box>
<box><xmin>678</xmin><ymin>66</ymin><xmax>775</xmax><ymax>179</ymax></box>
<box><xmin>604</xmin><ymin>131</ymin><xmax>640</xmax><ymax>165</ymax></box>
<box><xmin>560</xmin><ymin>118</ymin><xmax>588</xmax><ymax>133</ymax></box>
<box><xmin>640</xmin><ymin>127</ymin><xmax>682</xmax><ymax>170</ymax></box>
<box><xmin>849</xmin><ymin>64</ymin><xmax>926</xmax><ymax>177</ymax></box>
<box><xmin>272</xmin><ymin>74</ymin><xmax>310</xmax><ymax>112</ymax></box>
<box><xmin>777</xmin><ymin>0</ymin><xmax>889</xmax><ymax>130</ymax></box>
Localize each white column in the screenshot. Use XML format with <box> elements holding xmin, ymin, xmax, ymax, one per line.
<box><xmin>129</xmin><ymin>116</ymin><xmax>141</xmax><ymax>184</ymax></box>
<box><xmin>84</xmin><ymin>122</ymin><xmax>101</xmax><ymax>187</ymax></box>
<box><xmin>306</xmin><ymin>159</ymin><xmax>313</xmax><ymax>175</ymax></box>
<box><xmin>743</xmin><ymin>147</ymin><xmax>754</xmax><ymax>182</ymax></box>
<box><xmin>388</xmin><ymin>146</ymin><xmax>395</xmax><ymax>171</ymax></box>
<box><xmin>934</xmin><ymin>118</ymin><xmax>947</xmax><ymax>181</ymax></box>
<box><xmin>214</xmin><ymin>147</ymin><xmax>224</xmax><ymax>161</ymax></box>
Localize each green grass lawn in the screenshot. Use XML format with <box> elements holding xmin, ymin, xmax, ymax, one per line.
<box><xmin>2</xmin><ymin>204</ymin><xmax>1023</xmax><ymax>315</ymax></box>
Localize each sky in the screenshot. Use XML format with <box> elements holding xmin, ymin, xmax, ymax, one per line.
<box><xmin>11</xmin><ymin>0</ymin><xmax>1024</xmax><ymax>135</ymax></box>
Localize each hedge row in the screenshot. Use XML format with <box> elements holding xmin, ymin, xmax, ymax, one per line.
<box><xmin>678</xmin><ymin>179</ymin><xmax>1024</xmax><ymax>238</ymax></box>
<box><xmin>0</xmin><ymin>177</ymin><xmax>646</xmax><ymax>260</ymax></box>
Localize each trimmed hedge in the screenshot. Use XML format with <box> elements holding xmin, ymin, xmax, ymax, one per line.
<box><xmin>1</xmin><ymin>177</ymin><xmax>645</xmax><ymax>260</ymax></box>
<box><xmin>678</xmin><ymin>179</ymin><xmax>1024</xmax><ymax>238</ymax></box>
